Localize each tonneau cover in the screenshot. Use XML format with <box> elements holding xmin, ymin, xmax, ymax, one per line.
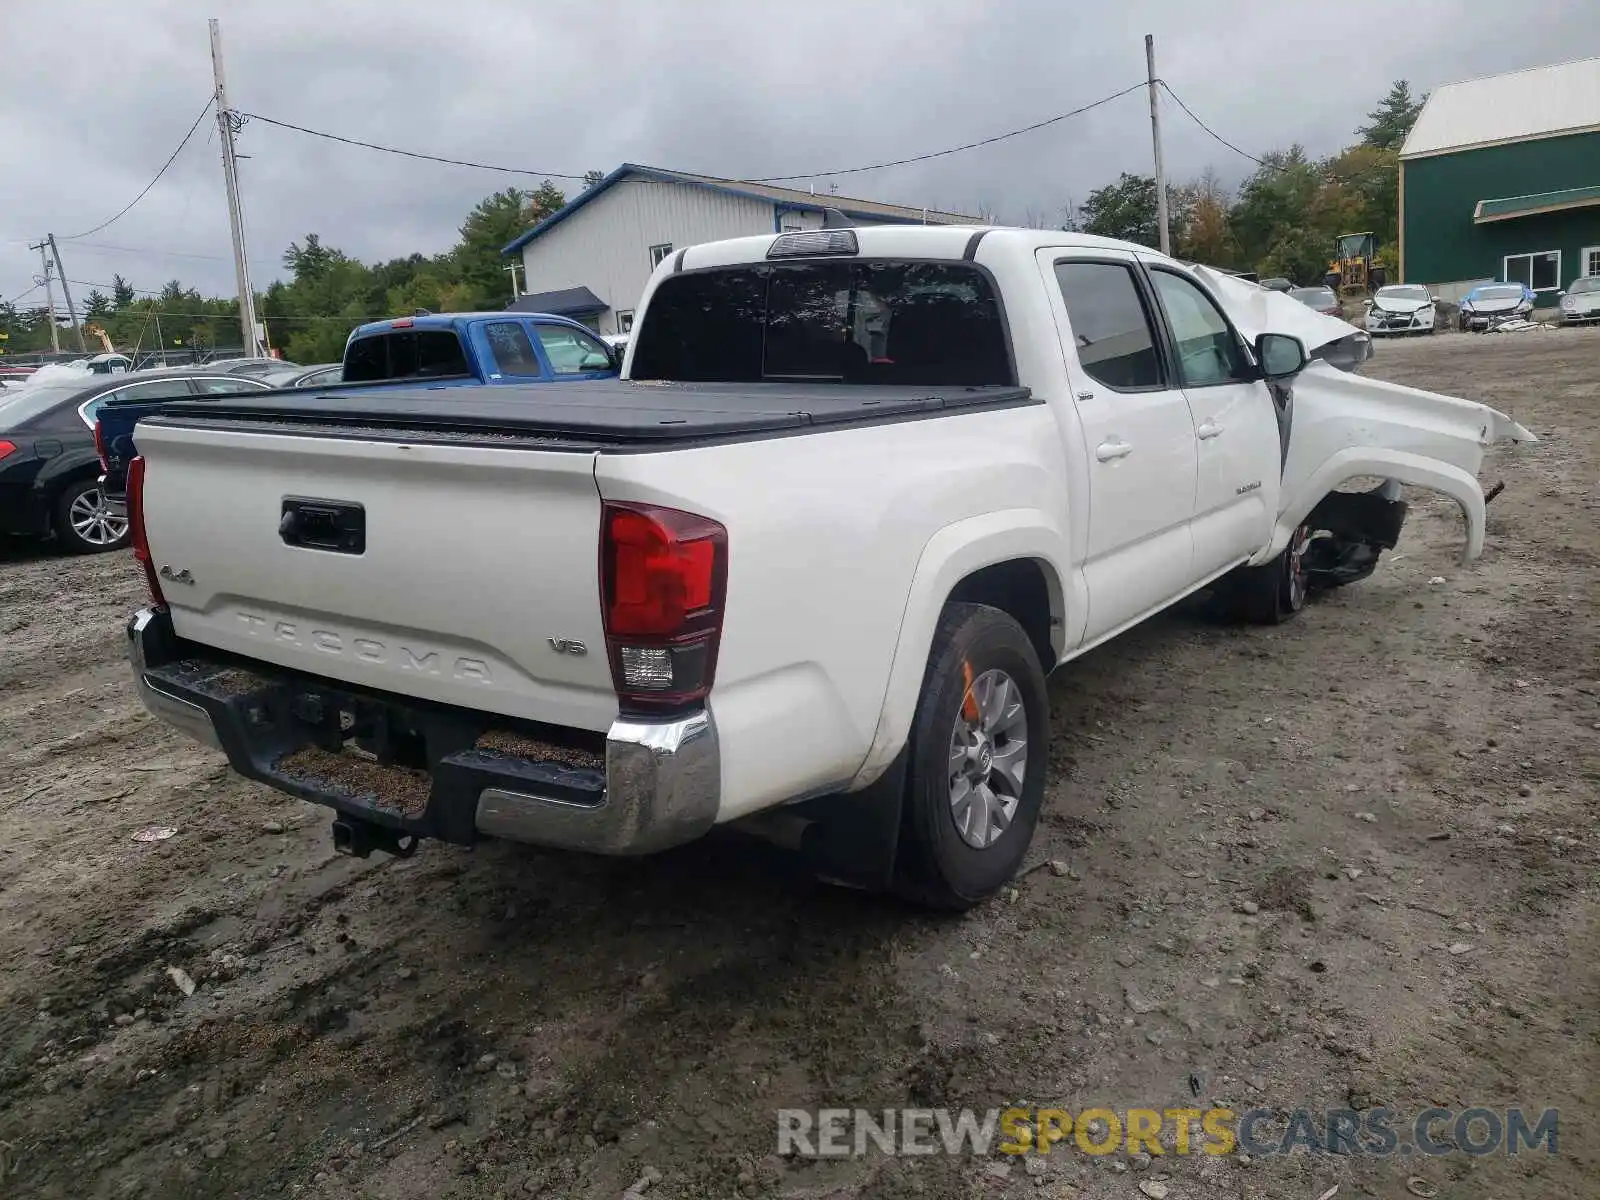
<box><xmin>148</xmin><ymin>380</ymin><xmax>1036</xmax><ymax>445</ymax></box>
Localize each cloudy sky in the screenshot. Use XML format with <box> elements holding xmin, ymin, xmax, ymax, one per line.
<box><xmin>3</xmin><ymin>0</ymin><xmax>1595</xmax><ymax>307</ymax></box>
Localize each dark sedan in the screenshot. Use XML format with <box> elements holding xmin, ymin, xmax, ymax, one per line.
<box><xmin>0</xmin><ymin>370</ymin><xmax>270</xmax><ymax>553</ymax></box>
<box><xmin>255</xmin><ymin>362</ymin><xmax>344</xmax><ymax>388</ymax></box>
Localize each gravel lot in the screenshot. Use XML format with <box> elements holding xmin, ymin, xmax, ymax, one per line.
<box><xmin>1</xmin><ymin>329</ymin><xmax>1596</xmax><ymax>1200</ymax></box>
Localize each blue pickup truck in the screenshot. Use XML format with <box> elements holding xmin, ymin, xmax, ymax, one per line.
<box><xmin>98</xmin><ymin>311</ymin><xmax>619</xmax><ymax>508</ymax></box>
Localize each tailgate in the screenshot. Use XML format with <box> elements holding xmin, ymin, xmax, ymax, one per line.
<box><xmin>136</xmin><ymin>420</ymin><xmax>617</xmax><ymax>731</ymax></box>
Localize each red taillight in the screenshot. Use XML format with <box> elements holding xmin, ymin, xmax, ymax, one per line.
<box><xmin>390</xmin><ymin>318</ymin><xmax>413</xmax><ymax>328</ymax></box>
<box><xmin>0</xmin><ymin>439</ymin><xmax>15</xmax><ymax>463</ymax></box>
<box><xmin>600</xmin><ymin>501</ymin><xmax>727</xmax><ymax>711</ymax></box>
<box><xmin>94</xmin><ymin>421</ymin><xmax>108</xmax><ymax>471</ymax></box>
<box><xmin>127</xmin><ymin>456</ymin><xmax>165</xmax><ymax>605</ymax></box>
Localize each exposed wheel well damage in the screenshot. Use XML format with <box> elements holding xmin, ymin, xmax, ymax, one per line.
<box><xmin>947</xmin><ymin>558</ymin><xmax>1058</xmax><ymax>672</ymax></box>
<box><xmin>1270</xmin><ymin>453</ymin><xmax>1491</xmax><ymax>565</ymax></box>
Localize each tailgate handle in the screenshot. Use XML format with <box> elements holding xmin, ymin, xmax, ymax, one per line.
<box><xmin>280</xmin><ymin>497</ymin><xmax>365</xmax><ymax>555</ymax></box>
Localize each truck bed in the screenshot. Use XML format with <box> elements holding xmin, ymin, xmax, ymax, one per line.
<box><xmin>144</xmin><ymin>380</ymin><xmax>1037</xmax><ymax>449</ymax></box>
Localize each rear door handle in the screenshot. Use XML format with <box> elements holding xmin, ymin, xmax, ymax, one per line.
<box><xmin>1095</xmin><ymin>439</ymin><xmax>1134</xmax><ymax>462</ymax></box>
<box><xmin>1196</xmin><ymin>421</ymin><xmax>1224</xmax><ymax>440</ymax></box>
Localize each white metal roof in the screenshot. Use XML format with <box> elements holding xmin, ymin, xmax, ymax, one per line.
<box><xmin>1400</xmin><ymin>56</ymin><xmax>1600</xmax><ymax>159</ymax></box>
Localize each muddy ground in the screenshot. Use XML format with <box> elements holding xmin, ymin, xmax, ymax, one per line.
<box><xmin>1</xmin><ymin>329</ymin><xmax>1596</xmax><ymax>1200</ymax></box>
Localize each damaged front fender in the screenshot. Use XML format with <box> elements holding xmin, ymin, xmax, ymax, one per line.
<box><xmin>1266</xmin><ymin>362</ymin><xmax>1536</xmax><ymax>565</ymax></box>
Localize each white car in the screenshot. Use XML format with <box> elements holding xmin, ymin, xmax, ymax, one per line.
<box><xmin>1559</xmin><ymin>276</ymin><xmax>1600</xmax><ymax>325</ymax></box>
<box><xmin>1365</xmin><ymin>284</ymin><xmax>1437</xmax><ymax>336</ymax></box>
<box><xmin>125</xmin><ymin>225</ymin><xmax>1533</xmax><ymax>908</ymax></box>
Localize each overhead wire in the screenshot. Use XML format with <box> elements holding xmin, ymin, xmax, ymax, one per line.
<box><xmin>239</xmin><ymin>81</ymin><xmax>1148</xmax><ymax>186</ymax></box>
<box><xmin>236</xmin><ymin>111</ymin><xmax>597</xmax><ymax>180</ymax></box>
<box><xmin>60</xmin><ymin>97</ymin><xmax>216</xmax><ymax>240</ymax></box>
<box><xmin>747</xmin><ymin>82</ymin><xmax>1148</xmax><ymax>181</ymax></box>
<box><xmin>1158</xmin><ymin>81</ymin><xmax>1267</xmax><ymax>167</ymax></box>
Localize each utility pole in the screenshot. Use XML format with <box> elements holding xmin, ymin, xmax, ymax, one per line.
<box><xmin>503</xmin><ymin>260</ymin><xmax>522</xmax><ymax>300</ymax></box>
<box><xmin>32</xmin><ymin>242</ymin><xmax>60</xmax><ymax>354</ymax></box>
<box><xmin>46</xmin><ymin>234</ymin><xmax>87</xmax><ymax>352</ymax></box>
<box><xmin>1145</xmin><ymin>33</ymin><xmax>1171</xmax><ymax>257</ymax></box>
<box><xmin>209</xmin><ymin>19</ymin><xmax>261</xmax><ymax>357</ymax></box>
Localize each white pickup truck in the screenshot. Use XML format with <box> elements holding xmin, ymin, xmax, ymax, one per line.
<box><xmin>126</xmin><ymin>225</ymin><xmax>1533</xmax><ymax>908</ymax></box>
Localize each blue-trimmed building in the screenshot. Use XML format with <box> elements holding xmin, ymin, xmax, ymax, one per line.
<box><xmin>500</xmin><ymin>164</ymin><xmax>977</xmax><ymax>336</ymax></box>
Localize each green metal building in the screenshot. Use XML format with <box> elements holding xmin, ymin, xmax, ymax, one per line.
<box><xmin>1400</xmin><ymin>57</ymin><xmax>1600</xmax><ymax>306</ymax></box>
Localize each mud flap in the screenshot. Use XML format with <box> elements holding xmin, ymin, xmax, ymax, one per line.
<box><xmin>792</xmin><ymin>750</ymin><xmax>908</xmax><ymax>892</ymax></box>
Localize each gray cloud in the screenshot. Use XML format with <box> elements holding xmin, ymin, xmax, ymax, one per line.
<box><xmin>4</xmin><ymin>0</ymin><xmax>1595</xmax><ymax>303</ymax></box>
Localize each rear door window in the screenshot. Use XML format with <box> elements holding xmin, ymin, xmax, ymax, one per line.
<box><xmin>630</xmin><ymin>261</ymin><xmax>1013</xmax><ymax>386</ymax></box>
<box><xmin>485</xmin><ymin>322</ymin><xmax>544</xmax><ymax>377</ymax></box>
<box><xmin>343</xmin><ymin>330</ymin><xmax>470</xmax><ymax>382</ymax></box>
<box><xmin>191</xmin><ymin>376</ymin><xmax>273</xmax><ymax>395</ymax></box>
<box><xmin>86</xmin><ymin>378</ymin><xmax>199</xmax><ymax>425</ymax></box>
<box><xmin>1052</xmin><ymin>261</ymin><xmax>1163</xmax><ymax>391</ymax></box>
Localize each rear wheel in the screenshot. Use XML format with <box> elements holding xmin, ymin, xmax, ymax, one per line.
<box><xmin>54</xmin><ymin>479</ymin><xmax>129</xmax><ymax>554</ymax></box>
<box><xmin>894</xmin><ymin>603</ymin><xmax>1048</xmax><ymax>910</ymax></box>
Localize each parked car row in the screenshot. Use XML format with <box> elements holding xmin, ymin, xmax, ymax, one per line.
<box><xmin>0</xmin><ymin>370</ymin><xmax>276</xmax><ymax>553</ymax></box>
<box><xmin>5</xmin><ymin>309</ymin><xmax>626</xmax><ymax>557</ymax></box>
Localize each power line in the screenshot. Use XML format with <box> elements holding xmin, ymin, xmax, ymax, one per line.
<box><xmin>237</xmin><ymin>111</ymin><xmax>598</xmax><ymax>181</ymax></box>
<box><xmin>1159</xmin><ymin>81</ymin><xmax>1402</xmax><ymax>189</ymax></box>
<box><xmin>60</xmin><ymin>98</ymin><xmax>216</xmax><ymax>241</ymax></box>
<box><xmin>241</xmin><ymin>81</ymin><xmax>1146</xmax><ymax>188</ymax></box>
<box><xmin>4</xmin><ymin>282</ymin><xmax>43</xmax><ymax>305</ymax></box>
<box><xmin>747</xmin><ymin>82</ymin><xmax>1148</xmax><ymax>181</ymax></box>
<box><xmin>1158</xmin><ymin>81</ymin><xmax>1266</xmax><ymax>166</ymax></box>
<box><xmin>61</xmin><ymin>239</ymin><xmax>276</xmax><ymax>267</ymax></box>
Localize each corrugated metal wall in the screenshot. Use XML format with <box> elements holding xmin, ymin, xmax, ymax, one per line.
<box><xmin>519</xmin><ymin>181</ymin><xmax>776</xmax><ymax>335</ymax></box>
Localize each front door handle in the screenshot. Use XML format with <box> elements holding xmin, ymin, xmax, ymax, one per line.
<box><xmin>1196</xmin><ymin>420</ymin><xmax>1224</xmax><ymax>440</ymax></box>
<box><xmin>1095</xmin><ymin>438</ymin><xmax>1134</xmax><ymax>462</ymax></box>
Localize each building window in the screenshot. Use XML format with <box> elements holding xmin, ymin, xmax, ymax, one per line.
<box><xmin>1583</xmin><ymin>246</ymin><xmax>1600</xmax><ymax>278</ymax></box>
<box><xmin>649</xmin><ymin>243</ymin><xmax>674</xmax><ymax>268</ymax></box>
<box><xmin>616</xmin><ymin>310</ymin><xmax>635</xmax><ymax>334</ymax></box>
<box><xmin>1504</xmin><ymin>250</ymin><xmax>1561</xmax><ymax>293</ymax></box>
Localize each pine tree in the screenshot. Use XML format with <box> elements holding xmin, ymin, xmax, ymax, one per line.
<box><xmin>1358</xmin><ymin>81</ymin><xmax>1426</xmax><ymax>152</ymax></box>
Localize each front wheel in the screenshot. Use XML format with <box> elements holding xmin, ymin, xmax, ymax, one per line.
<box><xmin>53</xmin><ymin>479</ymin><xmax>130</xmax><ymax>554</ymax></box>
<box><xmin>894</xmin><ymin>603</ymin><xmax>1049</xmax><ymax>910</ymax></box>
<box><xmin>1219</xmin><ymin>521</ymin><xmax>1313</xmax><ymax>625</ymax></box>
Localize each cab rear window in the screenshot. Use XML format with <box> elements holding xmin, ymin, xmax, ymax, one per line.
<box><xmin>630</xmin><ymin>261</ymin><xmax>1013</xmax><ymax>386</ymax></box>
<box><xmin>343</xmin><ymin>330</ymin><xmax>470</xmax><ymax>382</ymax></box>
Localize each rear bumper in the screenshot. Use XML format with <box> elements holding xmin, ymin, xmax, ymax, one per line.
<box><xmin>127</xmin><ymin>607</ymin><xmax>719</xmax><ymax>855</ymax></box>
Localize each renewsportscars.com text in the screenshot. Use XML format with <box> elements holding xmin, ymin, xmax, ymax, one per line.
<box><xmin>776</xmin><ymin>1106</ymin><xmax>1559</xmax><ymax>1158</ymax></box>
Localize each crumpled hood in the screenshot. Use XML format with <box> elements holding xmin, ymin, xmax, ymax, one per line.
<box><xmin>1368</xmin><ymin>295</ymin><xmax>1433</xmax><ymax>314</ymax></box>
<box><xmin>1194</xmin><ymin>266</ymin><xmax>1361</xmax><ymax>352</ymax></box>
<box><xmin>1463</xmin><ymin>293</ymin><xmax>1526</xmax><ymax>312</ymax></box>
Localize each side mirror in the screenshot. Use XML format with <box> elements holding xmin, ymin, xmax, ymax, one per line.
<box><xmin>1256</xmin><ymin>332</ymin><xmax>1308</xmax><ymax>381</ymax></box>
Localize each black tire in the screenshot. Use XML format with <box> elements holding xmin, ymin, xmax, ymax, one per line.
<box><xmin>893</xmin><ymin>603</ymin><xmax>1049</xmax><ymax>911</ymax></box>
<box><xmin>1220</xmin><ymin>521</ymin><xmax>1314</xmax><ymax>625</ymax></box>
<box><xmin>52</xmin><ymin>478</ymin><xmax>130</xmax><ymax>554</ymax></box>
